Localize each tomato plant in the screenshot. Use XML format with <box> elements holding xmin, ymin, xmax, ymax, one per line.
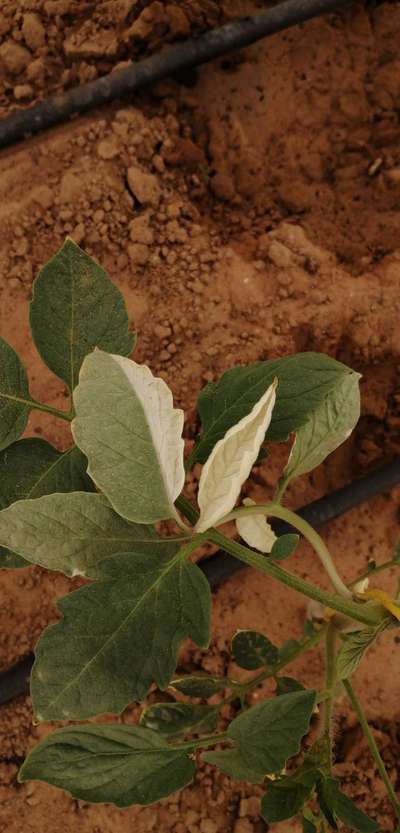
<box><xmin>1</xmin><ymin>240</ymin><xmax>399</xmax><ymax>831</ymax></box>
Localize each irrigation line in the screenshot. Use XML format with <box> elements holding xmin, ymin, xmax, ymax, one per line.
<box><xmin>0</xmin><ymin>0</ymin><xmax>352</xmax><ymax>149</ymax></box>
<box><xmin>0</xmin><ymin>457</ymin><xmax>399</xmax><ymax>706</ymax></box>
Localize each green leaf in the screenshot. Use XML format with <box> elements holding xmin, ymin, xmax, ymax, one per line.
<box><xmin>276</xmin><ymin>676</ymin><xmax>305</xmax><ymax>696</ymax></box>
<box><xmin>171</xmin><ymin>674</ymin><xmax>227</xmax><ymax>698</ymax></box>
<box><xmin>232</xmin><ymin>630</ymin><xmax>279</xmax><ymax>670</ymax></box>
<box><xmin>72</xmin><ymin>350</ymin><xmax>185</xmax><ymax>524</ymax></box>
<box><xmin>32</xmin><ymin>551</ymin><xmax>211</xmax><ymax>720</ymax></box>
<box><xmin>318</xmin><ymin>778</ymin><xmax>379</xmax><ymax>833</ymax></box>
<box><xmin>227</xmin><ymin>690</ymin><xmax>316</xmax><ymax>773</ymax></box>
<box><xmin>302</xmin><ymin>817</ymin><xmax>317</xmax><ymax>833</ymax></box>
<box><xmin>191</xmin><ymin>353</ymin><xmax>359</xmax><ymax>464</ymax></box>
<box><xmin>270</xmin><ymin>534</ymin><xmax>299</xmax><ymax>561</ymax></box>
<box><xmin>278</xmin><ymin>638</ymin><xmax>302</xmax><ymax>662</ymax></box>
<box><xmin>202</xmin><ymin>748</ymin><xmax>265</xmax><ymax>784</ymax></box>
<box><xmin>261</xmin><ymin>780</ymin><xmax>310</xmax><ymax>823</ymax></box>
<box><xmin>18</xmin><ymin>724</ymin><xmax>195</xmax><ymax>807</ymax></box>
<box><xmin>0</xmin><ymin>492</ymin><xmax>170</xmax><ymax>577</ymax></box>
<box><xmin>0</xmin><ymin>337</ymin><xmax>32</xmax><ymax>452</ymax></box>
<box><xmin>0</xmin><ymin>439</ymin><xmax>93</xmax><ymax>568</ymax></box>
<box><xmin>336</xmin><ymin>625</ymin><xmax>384</xmax><ymax>681</ymax></box>
<box><xmin>281</xmin><ymin>370</ymin><xmax>360</xmax><ymax>489</ymax></box>
<box><xmin>30</xmin><ymin>239</ymin><xmax>135</xmax><ymax>392</ymax></box>
<box><xmin>140</xmin><ymin>702</ymin><xmax>218</xmax><ymax>736</ymax></box>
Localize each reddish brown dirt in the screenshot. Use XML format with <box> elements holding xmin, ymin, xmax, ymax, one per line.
<box><xmin>0</xmin><ymin>2</ymin><xmax>400</xmax><ymax>832</ymax></box>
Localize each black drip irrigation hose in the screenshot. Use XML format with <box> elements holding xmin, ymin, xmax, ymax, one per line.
<box><xmin>0</xmin><ymin>0</ymin><xmax>352</xmax><ymax>150</ymax></box>
<box><xmin>1</xmin><ymin>457</ymin><xmax>399</xmax><ymax>707</ymax></box>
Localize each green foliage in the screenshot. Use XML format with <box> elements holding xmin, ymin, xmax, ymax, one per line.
<box><xmin>32</xmin><ymin>551</ymin><xmax>211</xmax><ymax>720</ymax></box>
<box><xmin>0</xmin><ymin>439</ymin><xmax>93</xmax><ymax>568</ymax></box>
<box><xmin>227</xmin><ymin>690</ymin><xmax>316</xmax><ymax>773</ymax></box>
<box><xmin>336</xmin><ymin>624</ymin><xmax>385</xmax><ymax>681</ymax></box>
<box><xmin>19</xmin><ymin>724</ymin><xmax>195</xmax><ymax>807</ymax></box>
<box><xmin>276</xmin><ymin>676</ymin><xmax>305</xmax><ymax>695</ymax></box>
<box><xmin>202</xmin><ymin>748</ymin><xmax>265</xmax><ymax>784</ymax></box>
<box><xmin>0</xmin><ymin>241</ymin><xmax>395</xmax><ymax>822</ymax></box>
<box><xmin>191</xmin><ymin>353</ymin><xmax>359</xmax><ymax>464</ymax></box>
<box><xmin>0</xmin><ymin>492</ymin><xmax>171</xmax><ymax>576</ymax></box>
<box><xmin>317</xmin><ymin>778</ymin><xmax>379</xmax><ymax>832</ymax></box>
<box><xmin>171</xmin><ymin>674</ymin><xmax>227</xmax><ymax>698</ymax></box>
<box><xmin>72</xmin><ymin>349</ymin><xmax>184</xmax><ymax>524</ymax></box>
<box><xmin>140</xmin><ymin>702</ymin><xmax>218</xmax><ymax>736</ymax></box>
<box><xmin>30</xmin><ymin>239</ymin><xmax>135</xmax><ymax>391</ymax></box>
<box><xmin>280</xmin><ymin>371</ymin><xmax>360</xmax><ymax>492</ymax></box>
<box><xmin>261</xmin><ymin>780</ymin><xmax>311</xmax><ymax>823</ymax></box>
<box><xmin>0</xmin><ymin>337</ymin><xmax>32</xmax><ymax>452</ymax></box>
<box><xmin>232</xmin><ymin>630</ymin><xmax>279</xmax><ymax>670</ymax></box>
<box><xmin>270</xmin><ymin>533</ymin><xmax>299</xmax><ymax>561</ymax></box>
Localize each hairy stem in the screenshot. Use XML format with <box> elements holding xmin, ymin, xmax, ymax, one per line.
<box><xmin>320</xmin><ymin>623</ymin><xmax>337</xmax><ymax>770</ymax></box>
<box><xmin>208</xmin><ymin>529</ymin><xmax>382</xmax><ymax>627</ymax></box>
<box><xmin>222</xmin><ymin>503</ymin><xmax>351</xmax><ymax>598</ymax></box>
<box><xmin>173</xmin><ymin>731</ymin><xmax>230</xmax><ymax>751</ymax></box>
<box><xmin>343</xmin><ymin>679</ymin><xmax>400</xmax><ymax>823</ymax></box>
<box><xmin>30</xmin><ymin>398</ymin><xmax>73</xmax><ymax>422</ymax></box>
<box><xmin>349</xmin><ymin>558</ymin><xmax>399</xmax><ymax>589</ymax></box>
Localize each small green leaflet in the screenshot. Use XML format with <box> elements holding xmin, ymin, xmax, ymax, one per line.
<box><xmin>276</xmin><ymin>676</ymin><xmax>305</xmax><ymax>696</ymax></box>
<box><xmin>0</xmin><ymin>440</ymin><xmax>93</xmax><ymax>569</ymax></box>
<box><xmin>202</xmin><ymin>748</ymin><xmax>265</xmax><ymax>784</ymax></box>
<box><xmin>72</xmin><ymin>350</ymin><xmax>185</xmax><ymax>524</ymax></box>
<box><xmin>0</xmin><ymin>338</ymin><xmax>32</xmax><ymax>452</ymax></box>
<box><xmin>18</xmin><ymin>724</ymin><xmax>195</xmax><ymax>807</ymax></box>
<box><xmin>232</xmin><ymin>630</ymin><xmax>279</xmax><ymax>670</ymax></box>
<box><xmin>30</xmin><ymin>239</ymin><xmax>135</xmax><ymax>392</ymax></box>
<box><xmin>140</xmin><ymin>702</ymin><xmax>218</xmax><ymax>736</ymax></box>
<box><xmin>280</xmin><ymin>371</ymin><xmax>360</xmax><ymax>490</ymax></box>
<box><xmin>171</xmin><ymin>674</ymin><xmax>227</xmax><ymax>698</ymax></box>
<box><xmin>261</xmin><ymin>780</ymin><xmax>311</xmax><ymax>823</ymax></box>
<box><xmin>32</xmin><ymin>551</ymin><xmax>211</xmax><ymax>720</ymax></box>
<box><xmin>336</xmin><ymin>624</ymin><xmax>386</xmax><ymax>681</ymax></box>
<box><xmin>318</xmin><ymin>778</ymin><xmax>379</xmax><ymax>833</ymax></box>
<box><xmin>0</xmin><ymin>492</ymin><xmax>169</xmax><ymax>577</ymax></box>
<box><xmin>191</xmin><ymin>353</ymin><xmax>359</xmax><ymax>464</ymax></box>
<box><xmin>227</xmin><ymin>690</ymin><xmax>316</xmax><ymax>773</ymax></box>
<box><xmin>302</xmin><ymin>818</ymin><xmax>317</xmax><ymax>833</ymax></box>
<box><xmin>270</xmin><ymin>534</ymin><xmax>299</xmax><ymax>561</ymax></box>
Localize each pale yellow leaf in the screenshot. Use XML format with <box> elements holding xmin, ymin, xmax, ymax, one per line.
<box><xmin>236</xmin><ymin>498</ymin><xmax>277</xmax><ymax>553</ymax></box>
<box><xmin>196</xmin><ymin>381</ymin><xmax>277</xmax><ymax>533</ymax></box>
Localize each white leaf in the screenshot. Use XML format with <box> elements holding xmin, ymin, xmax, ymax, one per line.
<box><xmin>236</xmin><ymin>498</ymin><xmax>277</xmax><ymax>553</ymax></box>
<box><xmin>196</xmin><ymin>380</ymin><xmax>277</xmax><ymax>533</ymax></box>
<box><xmin>72</xmin><ymin>350</ymin><xmax>185</xmax><ymax>523</ymax></box>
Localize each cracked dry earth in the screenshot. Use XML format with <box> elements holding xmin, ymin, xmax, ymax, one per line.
<box><xmin>0</xmin><ymin>2</ymin><xmax>400</xmax><ymax>832</ymax></box>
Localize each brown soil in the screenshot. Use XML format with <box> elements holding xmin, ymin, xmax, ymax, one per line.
<box><xmin>0</xmin><ymin>2</ymin><xmax>400</xmax><ymax>832</ymax></box>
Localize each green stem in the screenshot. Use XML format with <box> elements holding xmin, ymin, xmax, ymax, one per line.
<box><xmin>343</xmin><ymin>679</ymin><xmax>400</xmax><ymax>823</ymax></box>
<box><xmin>176</xmin><ymin>494</ymin><xmax>199</xmax><ymax>526</ymax></box>
<box><xmin>208</xmin><ymin>529</ymin><xmax>382</xmax><ymax>627</ymax></box>
<box><xmin>222</xmin><ymin>503</ymin><xmax>351</xmax><ymax>598</ymax></box>
<box><xmin>321</xmin><ymin>623</ymin><xmax>337</xmax><ymax>771</ymax></box>
<box><xmin>30</xmin><ymin>398</ymin><xmax>73</xmax><ymax>422</ymax></box>
<box><xmin>173</xmin><ymin>731</ymin><xmax>230</xmax><ymax>752</ymax></box>
<box><xmin>350</xmin><ymin>558</ymin><xmax>399</xmax><ymax>589</ymax></box>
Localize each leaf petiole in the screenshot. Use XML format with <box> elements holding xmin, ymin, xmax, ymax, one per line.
<box><xmin>220</xmin><ymin>503</ymin><xmax>351</xmax><ymax>598</ymax></box>
<box><xmin>30</xmin><ymin>398</ymin><xmax>73</xmax><ymax>422</ymax></box>
<box><xmin>172</xmin><ymin>732</ymin><xmax>230</xmax><ymax>752</ymax></box>
<box><xmin>343</xmin><ymin>679</ymin><xmax>400</xmax><ymax>824</ymax></box>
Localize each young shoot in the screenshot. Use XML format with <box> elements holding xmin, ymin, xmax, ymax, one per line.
<box><xmin>0</xmin><ymin>240</ymin><xmax>399</xmax><ymax>830</ymax></box>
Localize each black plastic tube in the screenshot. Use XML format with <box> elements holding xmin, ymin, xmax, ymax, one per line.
<box><xmin>1</xmin><ymin>457</ymin><xmax>399</xmax><ymax>706</ymax></box>
<box><xmin>0</xmin><ymin>0</ymin><xmax>352</xmax><ymax>150</ymax></box>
